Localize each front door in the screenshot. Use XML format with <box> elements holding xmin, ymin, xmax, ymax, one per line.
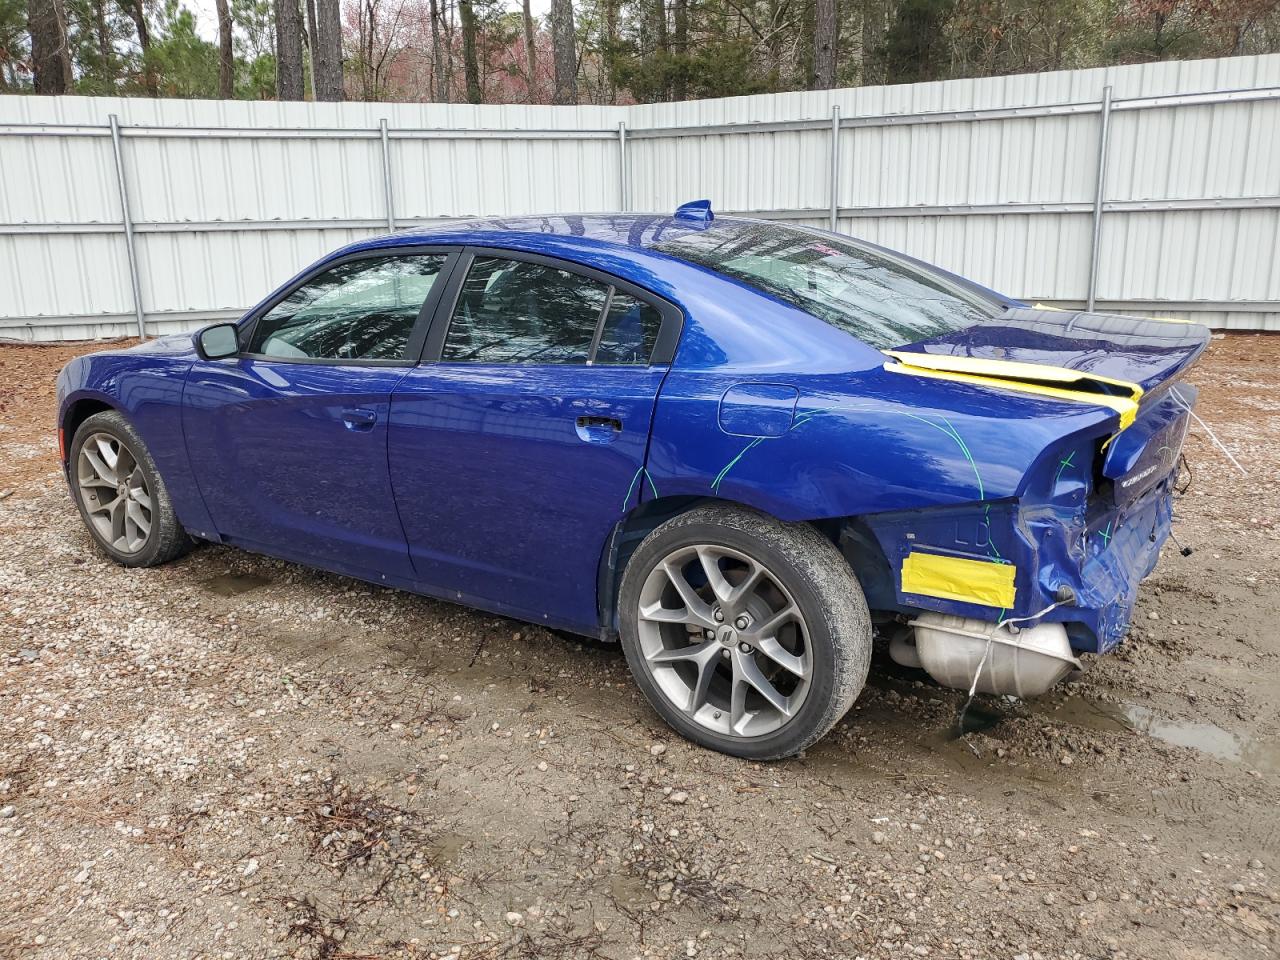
<box><xmin>388</xmin><ymin>250</ymin><xmax>680</xmax><ymax>632</ymax></box>
<box><xmin>183</xmin><ymin>249</ymin><xmax>456</xmax><ymax>581</ymax></box>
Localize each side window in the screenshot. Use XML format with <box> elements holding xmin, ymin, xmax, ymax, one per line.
<box><xmin>249</xmin><ymin>254</ymin><xmax>448</xmax><ymax>361</ymax></box>
<box><xmin>442</xmin><ymin>257</ymin><xmax>609</xmax><ymax>364</ymax></box>
<box><xmin>594</xmin><ymin>293</ymin><xmax>663</xmax><ymax>365</ymax></box>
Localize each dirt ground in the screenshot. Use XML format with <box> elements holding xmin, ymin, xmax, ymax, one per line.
<box><xmin>0</xmin><ymin>334</ymin><xmax>1277</xmax><ymax>960</ymax></box>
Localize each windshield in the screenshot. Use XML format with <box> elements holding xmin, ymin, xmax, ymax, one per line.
<box><xmin>652</xmin><ymin>222</ymin><xmax>999</xmax><ymax>348</ymax></box>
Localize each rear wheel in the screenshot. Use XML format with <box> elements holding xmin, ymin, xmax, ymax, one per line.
<box><xmin>69</xmin><ymin>411</ymin><xmax>193</xmax><ymax>567</ymax></box>
<box><xmin>618</xmin><ymin>503</ymin><xmax>871</xmax><ymax>759</ymax></box>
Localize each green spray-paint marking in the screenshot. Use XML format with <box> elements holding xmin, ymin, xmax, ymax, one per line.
<box><xmin>1099</xmin><ymin>520</ymin><xmax>1113</xmax><ymax>548</ymax></box>
<box><xmin>712</xmin><ymin>436</ymin><xmax>769</xmax><ymax>493</ymax></box>
<box><xmin>709</xmin><ymin>408</ymin><xmax>831</xmax><ymax>494</ymax></box>
<box><xmin>1055</xmin><ymin>450</ymin><xmax>1076</xmax><ymax>485</ymax></box>
<box><xmin>708</xmin><ymin>408</ymin><xmax>1003</xmax><ymax>572</ymax></box>
<box><xmin>621</xmin><ymin>466</ymin><xmax>659</xmax><ymax>510</ymax></box>
<box><xmin>900</xmin><ymin>413</ymin><xmax>984</xmax><ymax>500</ymax></box>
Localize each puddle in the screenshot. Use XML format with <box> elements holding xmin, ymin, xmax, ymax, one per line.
<box><xmin>1123</xmin><ymin>705</ymin><xmax>1280</xmax><ymax>773</ymax></box>
<box><xmin>607</xmin><ymin>872</ymin><xmax>651</xmax><ymax>907</ymax></box>
<box><xmin>1039</xmin><ymin>697</ymin><xmax>1279</xmax><ymax>773</ymax></box>
<box><xmin>204</xmin><ymin>572</ymin><xmax>272</xmax><ymax>596</ymax></box>
<box><xmin>427</xmin><ymin>831</ymin><xmax>469</xmax><ymax>866</ymax></box>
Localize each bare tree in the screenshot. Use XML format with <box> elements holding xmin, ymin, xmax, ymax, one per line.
<box><xmin>522</xmin><ymin>0</ymin><xmax>537</xmax><ymax>98</ymax></box>
<box><xmin>216</xmin><ymin>0</ymin><xmax>234</xmax><ymax>97</ymax></box>
<box><xmin>28</xmin><ymin>0</ymin><xmax>73</xmax><ymax>94</ymax></box>
<box><xmin>314</xmin><ymin>0</ymin><xmax>344</xmax><ymax>99</ymax></box>
<box><xmin>458</xmin><ymin>0</ymin><xmax>481</xmax><ymax>103</ymax></box>
<box><xmin>812</xmin><ymin>0</ymin><xmax>838</xmax><ymax>88</ymax></box>
<box><xmin>549</xmin><ymin>0</ymin><xmax>576</xmax><ymax>104</ymax></box>
<box><xmin>428</xmin><ymin>0</ymin><xmax>448</xmax><ymax>100</ymax></box>
<box><xmin>276</xmin><ymin>0</ymin><xmax>305</xmax><ymax>99</ymax></box>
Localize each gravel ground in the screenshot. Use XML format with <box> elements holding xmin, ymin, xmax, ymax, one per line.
<box><xmin>0</xmin><ymin>334</ymin><xmax>1277</xmax><ymax>960</ymax></box>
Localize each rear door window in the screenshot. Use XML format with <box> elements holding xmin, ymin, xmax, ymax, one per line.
<box><xmin>441</xmin><ymin>256</ymin><xmax>665</xmax><ymax>366</ymax></box>
<box><xmin>442</xmin><ymin>257</ymin><xmax>608</xmax><ymax>364</ymax></box>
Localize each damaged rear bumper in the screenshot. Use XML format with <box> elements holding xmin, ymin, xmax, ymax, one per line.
<box><xmin>853</xmin><ymin>391</ymin><xmax>1193</xmax><ymax>656</ymax></box>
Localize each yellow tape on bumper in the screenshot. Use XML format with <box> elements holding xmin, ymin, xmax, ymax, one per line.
<box><xmin>901</xmin><ymin>551</ymin><xmax>1017</xmax><ymax>609</ymax></box>
<box><xmin>883</xmin><ymin>351</ymin><xmax>1143</xmax><ymax>431</ymax></box>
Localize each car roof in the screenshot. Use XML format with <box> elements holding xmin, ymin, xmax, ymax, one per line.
<box><xmin>343</xmin><ymin>208</ymin><xmax>1017</xmax><ymax>311</ymax></box>
<box><xmin>350</xmin><ymin>212</ymin><xmax>740</xmax><ymax>256</ymax></box>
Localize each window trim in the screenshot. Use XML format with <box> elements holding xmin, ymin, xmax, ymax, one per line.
<box><xmin>234</xmin><ymin>246</ymin><xmax>463</xmax><ymax>367</ymax></box>
<box><xmin>418</xmin><ymin>246</ymin><xmax>684</xmax><ymax>367</ymax></box>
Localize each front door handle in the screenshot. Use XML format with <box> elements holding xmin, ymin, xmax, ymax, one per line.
<box><xmin>341</xmin><ymin>408</ymin><xmax>378</xmax><ymax>431</ymax></box>
<box><xmin>575</xmin><ymin>415</ymin><xmax>622</xmax><ymax>443</ymax></box>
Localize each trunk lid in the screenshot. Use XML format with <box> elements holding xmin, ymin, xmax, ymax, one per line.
<box><xmin>893</xmin><ymin>307</ymin><xmax>1210</xmax><ymax>394</ymax></box>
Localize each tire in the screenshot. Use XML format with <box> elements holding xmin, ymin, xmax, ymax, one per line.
<box><xmin>618</xmin><ymin>502</ymin><xmax>871</xmax><ymax>760</ymax></box>
<box><xmin>68</xmin><ymin>410</ymin><xmax>194</xmax><ymax>568</ymax></box>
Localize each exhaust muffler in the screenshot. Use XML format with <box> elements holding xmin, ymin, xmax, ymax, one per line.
<box><xmin>892</xmin><ymin>613</ymin><xmax>1081</xmax><ymax>698</ymax></box>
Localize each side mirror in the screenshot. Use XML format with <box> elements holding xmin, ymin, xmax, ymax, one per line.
<box><xmin>196</xmin><ymin>323</ymin><xmax>241</xmax><ymax>360</ymax></box>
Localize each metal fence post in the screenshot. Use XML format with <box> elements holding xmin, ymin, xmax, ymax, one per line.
<box><xmin>108</xmin><ymin>114</ymin><xmax>146</xmax><ymax>341</ymax></box>
<box><xmin>379</xmin><ymin>119</ymin><xmax>396</xmax><ymax>232</ymax></box>
<box><xmin>1086</xmin><ymin>86</ymin><xmax>1113</xmax><ymax>312</ymax></box>
<box><xmin>618</xmin><ymin>121</ymin><xmax>629</xmax><ymax>212</ymax></box>
<box><xmin>829</xmin><ymin>105</ymin><xmax>841</xmax><ymax>232</ymax></box>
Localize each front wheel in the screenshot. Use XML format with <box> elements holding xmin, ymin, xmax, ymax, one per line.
<box><xmin>618</xmin><ymin>503</ymin><xmax>871</xmax><ymax>760</ymax></box>
<box><xmin>68</xmin><ymin>410</ymin><xmax>193</xmax><ymax>567</ymax></box>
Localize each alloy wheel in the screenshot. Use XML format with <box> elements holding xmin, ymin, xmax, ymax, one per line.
<box><xmin>635</xmin><ymin>544</ymin><xmax>812</xmax><ymax>738</ymax></box>
<box><xmin>76</xmin><ymin>432</ymin><xmax>153</xmax><ymax>554</ymax></box>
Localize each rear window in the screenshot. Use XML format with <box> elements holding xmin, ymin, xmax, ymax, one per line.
<box><xmin>651</xmin><ymin>222</ymin><xmax>998</xmax><ymax>348</ymax></box>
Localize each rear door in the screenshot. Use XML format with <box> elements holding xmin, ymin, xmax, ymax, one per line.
<box><xmin>183</xmin><ymin>248</ymin><xmax>457</xmax><ymax>580</ymax></box>
<box><xmin>388</xmin><ymin>248</ymin><xmax>681</xmax><ymax>632</ymax></box>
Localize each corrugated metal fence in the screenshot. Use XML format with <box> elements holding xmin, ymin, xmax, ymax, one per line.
<box><xmin>2</xmin><ymin>54</ymin><xmax>1278</xmax><ymax>341</ymax></box>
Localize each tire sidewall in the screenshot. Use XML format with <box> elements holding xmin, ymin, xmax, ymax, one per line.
<box><xmin>69</xmin><ymin>412</ymin><xmax>174</xmax><ymax>567</ymax></box>
<box><xmin>618</xmin><ymin>508</ymin><xmax>869</xmax><ymax>760</ymax></box>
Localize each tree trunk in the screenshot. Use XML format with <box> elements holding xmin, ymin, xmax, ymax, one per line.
<box><xmin>650</xmin><ymin>0</ymin><xmax>668</xmax><ymax>98</ymax></box>
<box><xmin>522</xmin><ymin>0</ymin><xmax>536</xmax><ymax>99</ymax></box>
<box><xmin>123</xmin><ymin>0</ymin><xmax>157</xmax><ymax>95</ymax></box>
<box><xmin>28</xmin><ymin>0</ymin><xmax>72</xmax><ymax>94</ymax></box>
<box><xmin>95</xmin><ymin>0</ymin><xmax>116</xmax><ymax>85</ymax></box>
<box><xmin>428</xmin><ymin>0</ymin><xmax>447</xmax><ymax>100</ymax></box>
<box><xmin>651</xmin><ymin>0</ymin><xmax>667</xmax><ymax>56</ymax></box>
<box><xmin>602</xmin><ymin>0</ymin><xmax>617</xmax><ymax>102</ymax></box>
<box><xmin>275</xmin><ymin>0</ymin><xmax>305</xmax><ymax>99</ymax></box>
<box><xmin>458</xmin><ymin>0</ymin><xmax>482</xmax><ymax>103</ymax></box>
<box><xmin>314</xmin><ymin>0</ymin><xmax>344</xmax><ymax>99</ymax></box>
<box><xmin>549</xmin><ymin>0</ymin><xmax>576</xmax><ymax>104</ymax></box>
<box><xmin>672</xmin><ymin>0</ymin><xmax>687</xmax><ymax>99</ymax></box>
<box><xmin>216</xmin><ymin>0</ymin><xmax>235</xmax><ymax>97</ymax></box>
<box><xmin>303</xmin><ymin>0</ymin><xmax>317</xmax><ymax>96</ymax></box>
<box><xmin>812</xmin><ymin>0</ymin><xmax>838</xmax><ymax>88</ymax></box>
<box><xmin>860</xmin><ymin>0</ymin><xmax>882</xmax><ymax>85</ymax></box>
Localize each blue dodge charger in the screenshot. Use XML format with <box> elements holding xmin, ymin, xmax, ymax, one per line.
<box><xmin>57</xmin><ymin>201</ymin><xmax>1207</xmax><ymax>758</ymax></box>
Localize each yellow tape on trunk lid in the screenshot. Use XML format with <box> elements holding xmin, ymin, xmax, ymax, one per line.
<box><xmin>883</xmin><ymin>350</ymin><xmax>1143</xmax><ymax>431</ymax></box>
<box><xmin>901</xmin><ymin>551</ymin><xmax>1017</xmax><ymax>609</ymax></box>
<box><xmin>1031</xmin><ymin>302</ymin><xmax>1196</xmax><ymax>324</ymax></box>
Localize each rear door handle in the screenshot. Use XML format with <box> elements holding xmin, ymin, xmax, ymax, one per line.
<box><xmin>341</xmin><ymin>408</ymin><xmax>378</xmax><ymax>431</ymax></box>
<box><xmin>575</xmin><ymin>415</ymin><xmax>622</xmax><ymax>443</ymax></box>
